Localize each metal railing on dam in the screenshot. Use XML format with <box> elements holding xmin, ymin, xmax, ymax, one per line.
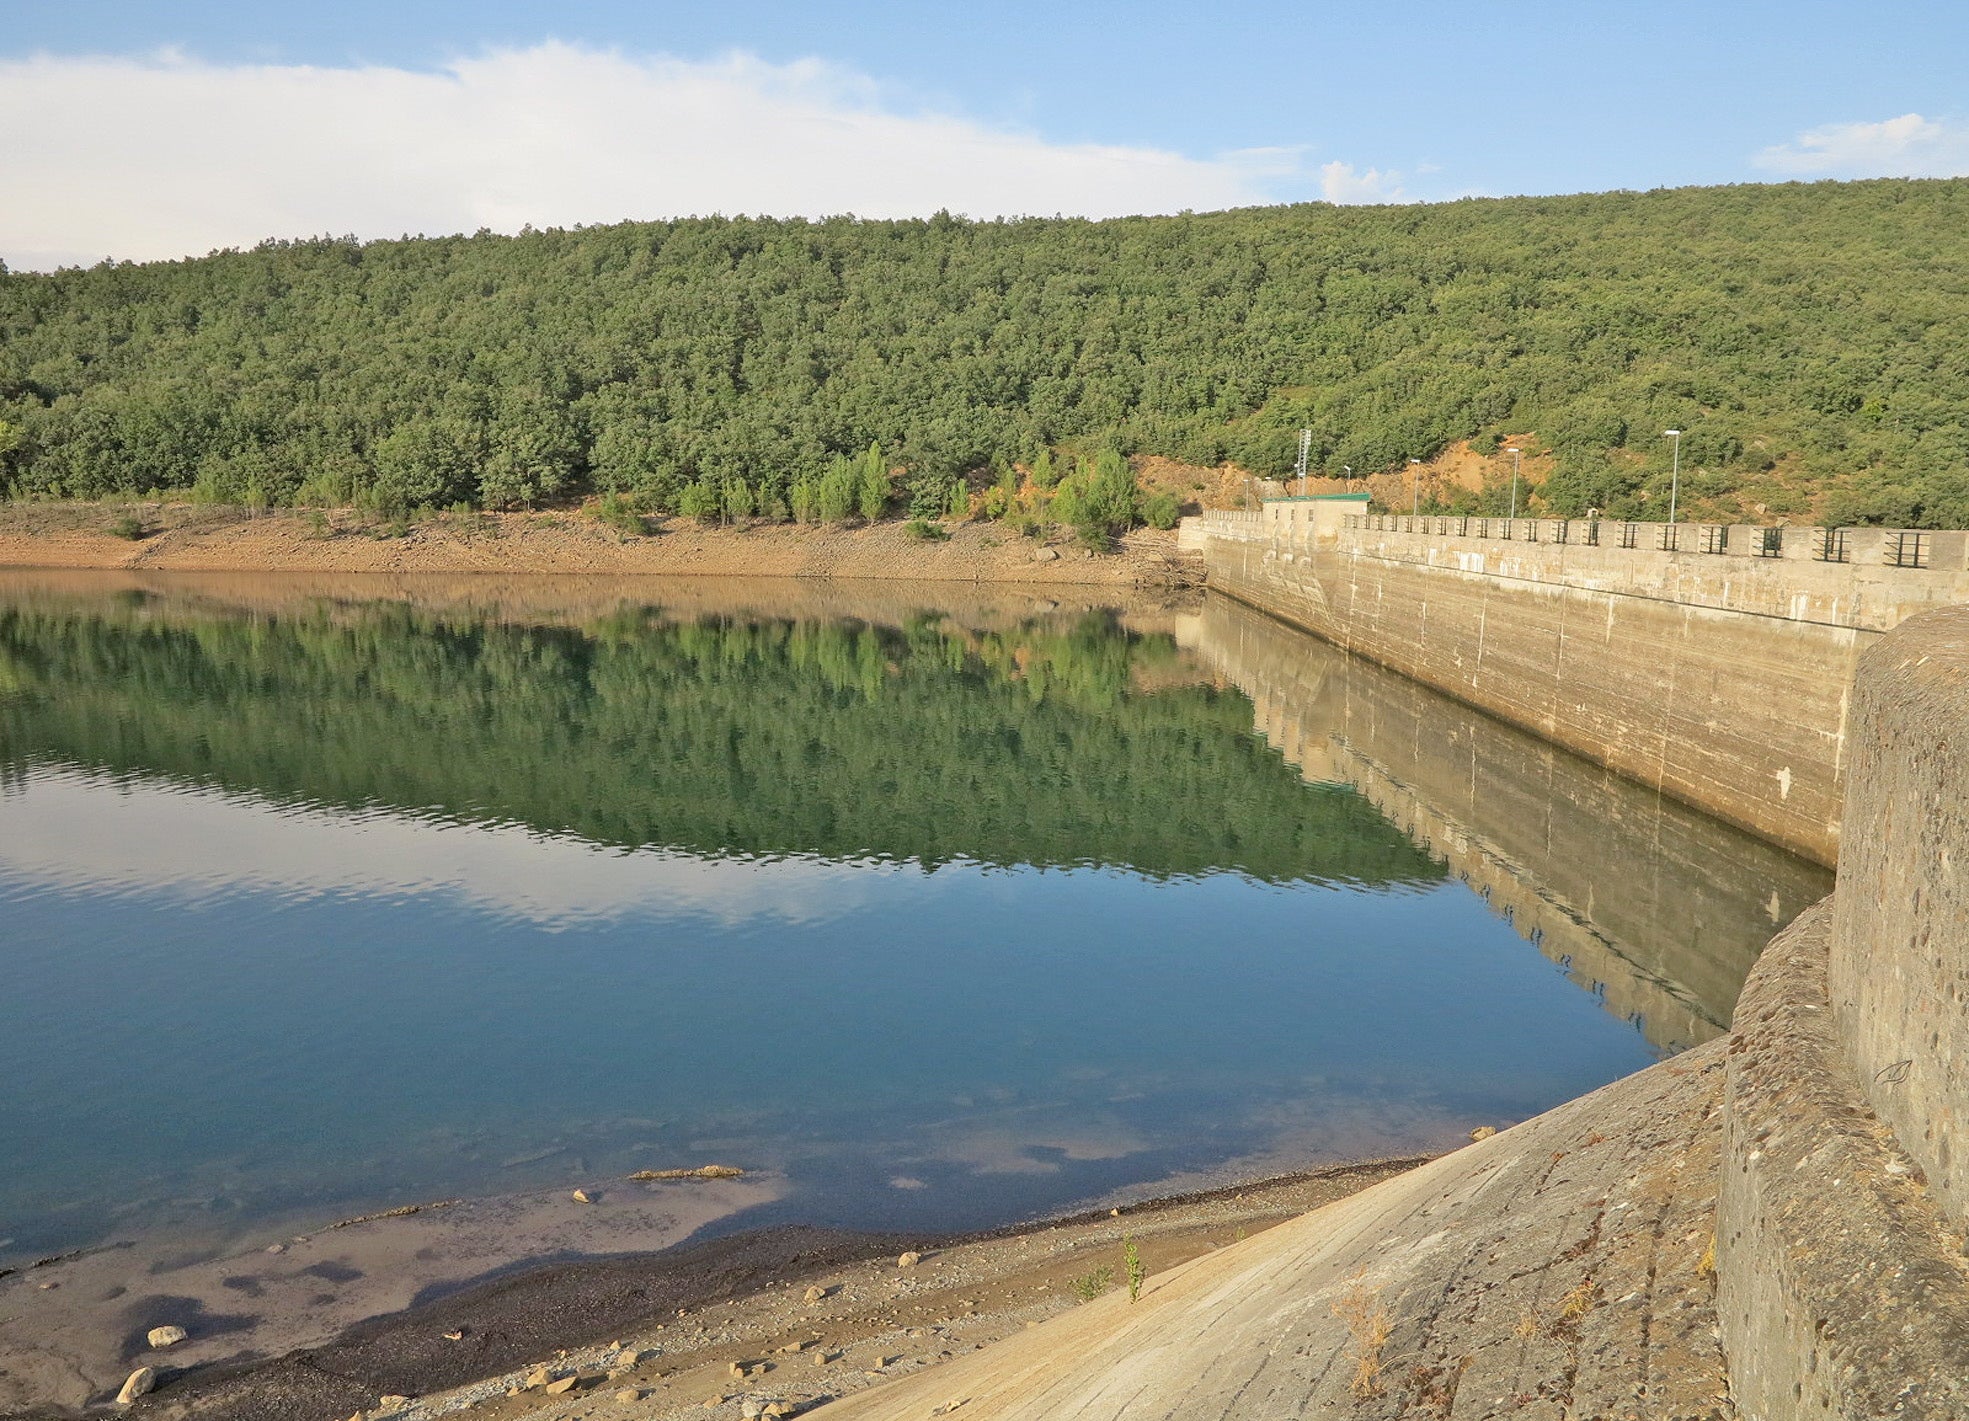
<box><xmin>1198</xmin><ymin>506</ymin><xmax>1969</xmax><ymax>634</ymax></box>
<box><xmin>1348</xmin><ymin>512</ymin><xmax>1959</xmax><ymax>571</ymax></box>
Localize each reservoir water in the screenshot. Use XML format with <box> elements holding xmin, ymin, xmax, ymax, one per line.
<box><xmin>0</xmin><ymin>572</ymin><xmax>1831</xmax><ymax>1274</ymax></box>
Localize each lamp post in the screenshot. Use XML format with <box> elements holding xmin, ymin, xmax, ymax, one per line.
<box><xmin>1663</xmin><ymin>430</ymin><xmax>1682</xmax><ymax>528</ymax></box>
<box><xmin>1342</xmin><ymin>465</ymin><xmax>1353</xmax><ymax>493</ymax></box>
<box><xmin>1505</xmin><ymin>447</ymin><xmax>1521</xmax><ymax>520</ymax></box>
<box><xmin>1409</xmin><ymin>458</ymin><xmax>1422</xmax><ymax>515</ymax></box>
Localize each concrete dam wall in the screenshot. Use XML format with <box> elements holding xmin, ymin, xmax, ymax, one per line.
<box><xmin>1196</xmin><ymin>503</ymin><xmax>1969</xmax><ymax>865</ymax></box>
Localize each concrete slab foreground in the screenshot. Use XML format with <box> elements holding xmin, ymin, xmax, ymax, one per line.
<box><xmin>817</xmin><ymin>1046</ymin><xmax>1732</xmax><ymax>1421</ymax></box>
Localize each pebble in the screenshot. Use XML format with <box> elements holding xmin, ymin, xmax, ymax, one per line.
<box><xmin>265</xmin><ymin>1243</ymin><xmax>286</xmax><ymax>1254</ymax></box>
<box><xmin>116</xmin><ymin>1367</ymin><xmax>157</xmax><ymax>1404</ymax></box>
<box><xmin>897</xmin><ymin>1251</ymin><xmax>922</xmax><ymax>1268</ymax></box>
<box><xmin>1032</xmin><ymin>547</ymin><xmax>1060</xmax><ymax>561</ymax></box>
<box><xmin>146</xmin><ymin>1325</ymin><xmax>187</xmax><ymax>1349</ymax></box>
<box><xmin>802</xmin><ymin>1284</ymin><xmax>828</xmax><ymax>1304</ymax></box>
<box><xmin>616</xmin><ymin>1387</ymin><xmax>643</xmax><ymax>1403</ymax></box>
<box><xmin>378</xmin><ymin>1396</ymin><xmax>410</xmax><ymax>1408</ymax></box>
<box><xmin>525</xmin><ymin>1366</ymin><xmax>556</xmax><ymax>1388</ymax></box>
<box><xmin>571</xmin><ymin>1188</ymin><xmax>594</xmax><ymax>1204</ymax></box>
<box><xmin>1470</xmin><ymin>1125</ymin><xmax>1498</xmax><ymax>1141</ymax></box>
<box><xmin>443</xmin><ymin>1328</ymin><xmax>465</xmax><ymax>1341</ymax></box>
<box><xmin>544</xmin><ymin>1374</ymin><xmax>579</xmax><ymax>1394</ymax></box>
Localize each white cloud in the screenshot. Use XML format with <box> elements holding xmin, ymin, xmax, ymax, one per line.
<box><xmin>0</xmin><ymin>44</ymin><xmax>1401</xmax><ymax>270</ymax></box>
<box><xmin>1318</xmin><ymin>160</ymin><xmax>1408</xmax><ymax>204</ymax></box>
<box><xmin>1754</xmin><ymin>112</ymin><xmax>1969</xmax><ymax>178</ymax></box>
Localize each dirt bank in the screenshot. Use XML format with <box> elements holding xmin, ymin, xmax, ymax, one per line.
<box><xmin>78</xmin><ymin>1158</ymin><xmax>1422</xmax><ymax>1421</ymax></box>
<box><xmin>0</xmin><ymin>504</ymin><xmax>1193</xmax><ymax>585</ymax></box>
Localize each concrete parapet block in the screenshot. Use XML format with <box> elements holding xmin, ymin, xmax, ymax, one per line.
<box><xmin>1718</xmin><ymin>900</ymin><xmax>1969</xmax><ymax>1419</ymax></box>
<box><xmin>1828</xmin><ymin>604</ymin><xmax>1969</xmax><ymax>1227</ymax></box>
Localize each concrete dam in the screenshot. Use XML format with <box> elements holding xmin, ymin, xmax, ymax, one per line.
<box><xmin>1188</xmin><ymin>499</ymin><xmax>1969</xmax><ymax>865</ymax></box>
<box><xmin>821</xmin><ymin>512</ymin><xmax>1969</xmax><ymax>1419</ymax></box>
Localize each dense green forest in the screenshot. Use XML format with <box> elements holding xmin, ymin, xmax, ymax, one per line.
<box><xmin>0</xmin><ymin>596</ymin><xmax>1441</xmax><ymax>885</ymax></box>
<box><xmin>3</xmin><ymin>179</ymin><xmax>1967</xmax><ymax>526</ymax></box>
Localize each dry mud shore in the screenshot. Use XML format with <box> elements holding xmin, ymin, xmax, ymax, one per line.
<box><xmin>0</xmin><ymin>504</ymin><xmax>1192</xmax><ymax>585</ymax></box>
<box><xmin>3</xmin><ymin>1161</ymin><xmax>1426</xmax><ymax>1421</ymax></box>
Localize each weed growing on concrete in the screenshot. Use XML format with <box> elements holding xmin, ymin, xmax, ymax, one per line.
<box><xmin>1697</xmin><ymin>1233</ymin><xmax>1716</xmax><ymax>1278</ymax></box>
<box><xmin>1124</xmin><ymin>1237</ymin><xmax>1144</xmax><ymax>1303</ymax></box>
<box><xmin>1333</xmin><ymin>1274</ymin><xmax>1392</xmax><ymax>1399</ymax></box>
<box><xmin>1558</xmin><ymin>1278</ymin><xmax>1598</xmax><ymax>1320</ymax></box>
<box><xmin>1071</xmin><ymin>1265</ymin><xmax>1113</xmax><ymax>1302</ymax></box>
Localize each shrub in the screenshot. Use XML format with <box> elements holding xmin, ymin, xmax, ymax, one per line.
<box><xmin>902</xmin><ymin>518</ymin><xmax>948</xmax><ymax>541</ymax></box>
<box><xmin>1142</xmin><ymin>490</ymin><xmax>1181</xmax><ymax>529</ymax></box>
<box><xmin>108</xmin><ymin>513</ymin><xmax>146</xmax><ymax>540</ymax></box>
<box><xmin>593</xmin><ymin>492</ymin><xmax>646</xmax><ymax>537</ymax></box>
<box><xmin>677</xmin><ymin>478</ymin><xmax>720</xmax><ymax>522</ymax></box>
<box><xmin>818</xmin><ymin>457</ymin><xmax>858</xmax><ymax>523</ymax></box>
<box><xmin>1071</xmin><ymin>1265</ymin><xmax>1113</xmax><ymax>1302</ymax></box>
<box><xmin>790</xmin><ymin>476</ymin><xmax>820</xmax><ymax>523</ymax></box>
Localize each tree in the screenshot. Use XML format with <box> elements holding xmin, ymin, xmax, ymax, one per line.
<box><xmin>856</xmin><ymin>443</ymin><xmax>890</xmax><ymax>522</ymax></box>
<box><xmin>374</xmin><ymin>419</ymin><xmax>482</xmax><ymax>513</ymax></box>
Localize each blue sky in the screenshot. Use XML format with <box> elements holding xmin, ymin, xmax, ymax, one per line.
<box><xmin>5</xmin><ymin>1</ymin><xmax>1967</xmax><ymax>269</ymax></box>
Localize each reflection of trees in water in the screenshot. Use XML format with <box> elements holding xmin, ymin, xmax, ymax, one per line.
<box><xmin>0</xmin><ymin>596</ymin><xmax>1443</xmax><ymax>886</ymax></box>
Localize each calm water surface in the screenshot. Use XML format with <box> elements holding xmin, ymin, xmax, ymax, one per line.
<box><xmin>0</xmin><ymin>576</ymin><xmax>1830</xmax><ymax>1263</ymax></box>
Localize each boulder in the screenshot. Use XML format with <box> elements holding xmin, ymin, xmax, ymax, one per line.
<box><xmin>115</xmin><ymin>1367</ymin><xmax>156</xmax><ymax>1405</ymax></box>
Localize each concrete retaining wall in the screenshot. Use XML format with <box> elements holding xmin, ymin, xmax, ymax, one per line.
<box><xmin>1716</xmin><ymin>606</ymin><xmax>1969</xmax><ymax>1419</ymax></box>
<box><xmin>1827</xmin><ymin>605</ymin><xmax>1969</xmax><ymax>1224</ymax></box>
<box><xmin>1203</xmin><ymin>525</ymin><xmax>1859</xmax><ymax>865</ymax></box>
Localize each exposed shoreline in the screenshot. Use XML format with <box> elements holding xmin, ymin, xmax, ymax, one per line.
<box><xmin>0</xmin><ymin>1157</ymin><xmax>1430</xmax><ymax>1421</ymax></box>
<box><xmin>0</xmin><ymin>504</ymin><xmax>1195</xmax><ymax>585</ymax></box>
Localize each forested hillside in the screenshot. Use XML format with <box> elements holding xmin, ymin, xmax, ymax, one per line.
<box><xmin>3</xmin><ymin>179</ymin><xmax>1967</xmax><ymax>527</ymax></box>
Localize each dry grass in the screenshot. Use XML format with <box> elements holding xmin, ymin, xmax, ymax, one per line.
<box><xmin>1557</xmin><ymin>1278</ymin><xmax>1598</xmax><ymax>1321</ymax></box>
<box><xmin>1333</xmin><ymin>1274</ymin><xmax>1394</xmax><ymax>1399</ymax></box>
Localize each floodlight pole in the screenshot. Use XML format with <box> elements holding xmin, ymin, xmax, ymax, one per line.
<box><xmin>1506</xmin><ymin>447</ymin><xmax>1522</xmax><ymax>519</ymax></box>
<box><xmin>1664</xmin><ymin>430</ymin><xmax>1682</xmax><ymax>527</ymax></box>
<box><xmin>1409</xmin><ymin>458</ymin><xmax>1422</xmax><ymax>515</ymax></box>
